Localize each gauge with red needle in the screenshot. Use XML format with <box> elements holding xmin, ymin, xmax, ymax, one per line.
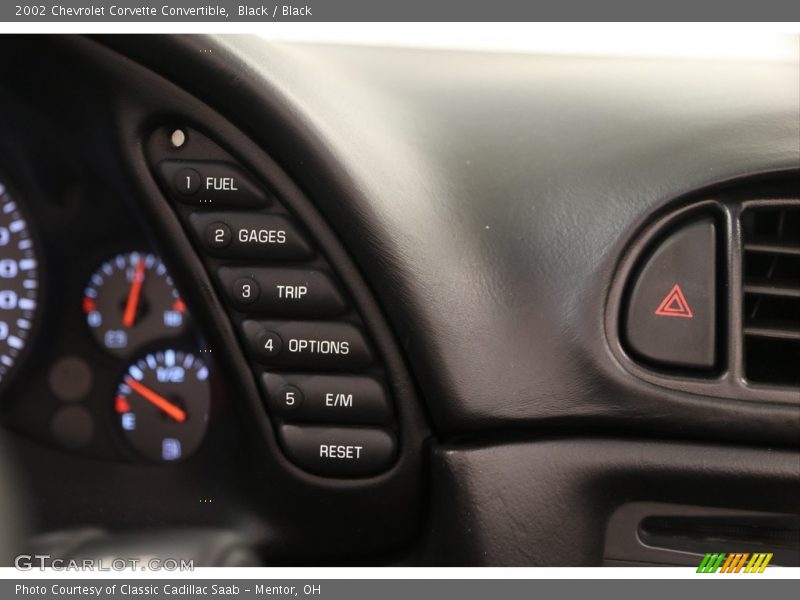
<box><xmin>83</xmin><ymin>252</ymin><xmax>188</xmax><ymax>356</ymax></box>
<box><xmin>115</xmin><ymin>350</ymin><xmax>211</xmax><ymax>462</ymax></box>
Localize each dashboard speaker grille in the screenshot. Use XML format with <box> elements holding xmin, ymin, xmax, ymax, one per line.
<box><xmin>742</xmin><ymin>206</ymin><xmax>800</xmax><ymax>386</ymax></box>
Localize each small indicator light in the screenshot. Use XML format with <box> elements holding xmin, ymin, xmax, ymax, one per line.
<box><xmin>170</xmin><ymin>129</ymin><xmax>186</xmax><ymax>148</ymax></box>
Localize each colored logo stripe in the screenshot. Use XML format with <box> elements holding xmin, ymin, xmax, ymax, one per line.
<box><xmin>720</xmin><ymin>553</ymin><xmax>750</xmax><ymax>573</ymax></box>
<box><xmin>697</xmin><ymin>552</ymin><xmax>773</xmax><ymax>573</ymax></box>
<box><xmin>744</xmin><ymin>553</ymin><xmax>773</xmax><ymax>573</ymax></box>
<box><xmin>697</xmin><ymin>553</ymin><xmax>727</xmax><ymax>573</ymax></box>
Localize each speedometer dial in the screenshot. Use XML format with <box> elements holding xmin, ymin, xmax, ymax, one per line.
<box><xmin>0</xmin><ymin>181</ymin><xmax>39</xmax><ymax>389</ymax></box>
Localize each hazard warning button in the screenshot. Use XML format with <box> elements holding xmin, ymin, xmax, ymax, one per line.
<box><xmin>624</xmin><ymin>217</ymin><xmax>716</xmax><ymax>369</ymax></box>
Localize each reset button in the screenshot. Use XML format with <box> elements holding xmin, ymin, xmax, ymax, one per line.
<box><xmin>278</xmin><ymin>424</ymin><xmax>396</xmax><ymax>478</ymax></box>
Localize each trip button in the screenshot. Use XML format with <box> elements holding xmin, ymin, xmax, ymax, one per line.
<box><xmin>262</xmin><ymin>373</ymin><xmax>392</xmax><ymax>423</ymax></box>
<box><xmin>241</xmin><ymin>320</ymin><xmax>373</xmax><ymax>369</ymax></box>
<box><xmin>190</xmin><ymin>212</ymin><xmax>314</xmax><ymax>261</ymax></box>
<box><xmin>624</xmin><ymin>217</ymin><xmax>716</xmax><ymax>369</ymax></box>
<box><xmin>278</xmin><ymin>424</ymin><xmax>396</xmax><ymax>477</ymax></box>
<box><xmin>218</xmin><ymin>267</ymin><xmax>347</xmax><ymax>316</ymax></box>
<box><xmin>159</xmin><ymin>160</ymin><xmax>269</xmax><ymax>208</ymax></box>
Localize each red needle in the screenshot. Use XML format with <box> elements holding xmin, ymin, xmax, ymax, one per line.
<box><xmin>122</xmin><ymin>257</ymin><xmax>146</xmax><ymax>328</ymax></box>
<box><xmin>125</xmin><ymin>377</ymin><xmax>187</xmax><ymax>423</ymax></box>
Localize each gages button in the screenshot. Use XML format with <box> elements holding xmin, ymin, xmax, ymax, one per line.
<box><xmin>190</xmin><ymin>212</ymin><xmax>314</xmax><ymax>261</ymax></box>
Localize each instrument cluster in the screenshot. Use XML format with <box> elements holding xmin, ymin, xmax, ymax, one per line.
<box><xmin>82</xmin><ymin>250</ymin><xmax>212</xmax><ymax>463</ymax></box>
<box><xmin>0</xmin><ymin>180</ymin><xmax>218</xmax><ymax>465</ymax></box>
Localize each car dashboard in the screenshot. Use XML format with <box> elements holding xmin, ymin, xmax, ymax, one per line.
<box><xmin>0</xmin><ymin>33</ymin><xmax>798</xmax><ymax>567</ymax></box>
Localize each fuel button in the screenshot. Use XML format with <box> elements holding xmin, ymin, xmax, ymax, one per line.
<box><xmin>159</xmin><ymin>160</ymin><xmax>269</xmax><ymax>209</ymax></box>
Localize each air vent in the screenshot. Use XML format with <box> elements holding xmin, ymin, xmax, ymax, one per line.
<box><xmin>742</xmin><ymin>205</ymin><xmax>800</xmax><ymax>386</ymax></box>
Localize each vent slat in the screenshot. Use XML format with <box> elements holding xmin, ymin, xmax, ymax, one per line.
<box><xmin>744</xmin><ymin>326</ymin><xmax>800</xmax><ymax>341</ymax></box>
<box><xmin>744</xmin><ymin>283</ymin><xmax>800</xmax><ymax>299</ymax></box>
<box><xmin>744</xmin><ymin>241</ymin><xmax>800</xmax><ymax>256</ymax></box>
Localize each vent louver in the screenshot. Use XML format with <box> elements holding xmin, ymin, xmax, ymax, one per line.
<box><xmin>742</xmin><ymin>206</ymin><xmax>800</xmax><ymax>386</ymax></box>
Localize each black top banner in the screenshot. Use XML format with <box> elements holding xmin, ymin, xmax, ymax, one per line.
<box><xmin>3</xmin><ymin>0</ymin><xmax>800</xmax><ymax>22</ymax></box>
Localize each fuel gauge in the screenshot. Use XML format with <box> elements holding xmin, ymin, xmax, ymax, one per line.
<box><xmin>115</xmin><ymin>349</ymin><xmax>211</xmax><ymax>463</ymax></box>
<box><xmin>83</xmin><ymin>252</ymin><xmax>187</xmax><ymax>356</ymax></box>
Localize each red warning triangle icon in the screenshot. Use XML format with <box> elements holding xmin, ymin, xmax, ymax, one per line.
<box><xmin>654</xmin><ymin>284</ymin><xmax>693</xmax><ymax>318</ymax></box>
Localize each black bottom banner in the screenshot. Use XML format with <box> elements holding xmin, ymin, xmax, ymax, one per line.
<box><xmin>4</xmin><ymin>579</ymin><xmax>797</xmax><ymax>600</ymax></box>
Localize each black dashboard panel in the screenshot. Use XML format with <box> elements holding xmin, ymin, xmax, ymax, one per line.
<box><xmin>424</xmin><ymin>438</ymin><xmax>800</xmax><ymax>566</ymax></box>
<box><xmin>102</xmin><ymin>35</ymin><xmax>800</xmax><ymax>446</ymax></box>
<box><xmin>0</xmin><ymin>33</ymin><xmax>797</xmax><ymax>567</ymax></box>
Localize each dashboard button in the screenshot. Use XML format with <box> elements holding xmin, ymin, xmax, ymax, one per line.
<box><xmin>257</xmin><ymin>329</ymin><xmax>283</xmax><ymax>359</ymax></box>
<box><xmin>278</xmin><ymin>424</ymin><xmax>396</xmax><ymax>477</ymax></box>
<box><xmin>624</xmin><ymin>217</ymin><xmax>716</xmax><ymax>369</ymax></box>
<box><xmin>190</xmin><ymin>212</ymin><xmax>314</xmax><ymax>261</ymax></box>
<box><xmin>175</xmin><ymin>167</ymin><xmax>201</xmax><ymax>195</ymax></box>
<box><xmin>159</xmin><ymin>160</ymin><xmax>269</xmax><ymax>208</ymax></box>
<box><xmin>218</xmin><ymin>267</ymin><xmax>347</xmax><ymax>316</ymax></box>
<box><xmin>206</xmin><ymin>221</ymin><xmax>232</xmax><ymax>249</ymax></box>
<box><xmin>262</xmin><ymin>373</ymin><xmax>391</xmax><ymax>423</ymax></box>
<box><xmin>272</xmin><ymin>383</ymin><xmax>304</xmax><ymax>412</ymax></box>
<box><xmin>232</xmin><ymin>276</ymin><xmax>260</xmax><ymax>305</ymax></box>
<box><xmin>242</xmin><ymin>320</ymin><xmax>373</xmax><ymax>369</ymax></box>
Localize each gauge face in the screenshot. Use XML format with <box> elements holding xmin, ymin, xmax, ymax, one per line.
<box><xmin>84</xmin><ymin>252</ymin><xmax>187</xmax><ymax>356</ymax></box>
<box><xmin>0</xmin><ymin>183</ymin><xmax>39</xmax><ymax>388</ymax></box>
<box><xmin>115</xmin><ymin>350</ymin><xmax>211</xmax><ymax>462</ymax></box>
